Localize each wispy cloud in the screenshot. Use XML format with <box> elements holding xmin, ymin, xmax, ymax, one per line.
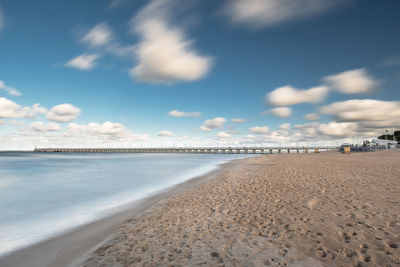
<box><xmin>200</xmin><ymin>117</ymin><xmax>226</xmax><ymax>131</ymax></box>
<box><xmin>224</xmin><ymin>0</ymin><xmax>348</xmax><ymax>29</ymax></box>
<box><xmin>158</xmin><ymin>130</ymin><xmax>175</xmax><ymax>137</ymax></box>
<box><xmin>216</xmin><ymin>131</ymin><xmax>231</xmax><ymax>139</ymax></box>
<box><xmin>269</xmin><ymin>107</ymin><xmax>292</xmax><ymax>118</ymax></box>
<box><xmin>81</xmin><ymin>23</ymin><xmax>113</xmax><ymax>47</ymax></box>
<box><xmin>0</xmin><ymin>80</ymin><xmax>22</xmax><ymax>96</ymax></box>
<box><xmin>279</xmin><ymin>123</ymin><xmax>291</xmax><ymax>130</ymax></box>
<box><xmin>130</xmin><ymin>0</ymin><xmax>213</xmax><ymax>83</ymax></box>
<box><xmin>79</xmin><ymin>22</ymin><xmax>134</xmax><ymax>57</ymax></box>
<box><xmin>304</xmin><ymin>113</ymin><xmax>319</xmax><ymax>121</ymax></box>
<box><xmin>267</xmin><ymin>85</ymin><xmax>329</xmax><ymax>106</ymax></box>
<box><xmin>323</xmin><ymin>68</ymin><xmax>377</xmax><ymax>94</ymax></box>
<box><xmin>231</xmin><ymin>118</ymin><xmax>245</xmax><ymax>123</ymax></box>
<box><xmin>108</xmin><ymin>0</ymin><xmax>129</xmax><ymax>8</ymax></box>
<box><xmin>67</xmin><ymin>1</ymin><xmax>211</xmax><ymax>83</ymax></box>
<box><xmin>168</xmin><ymin>109</ymin><xmax>201</xmax><ymax>117</ymax></box>
<box><xmin>249</xmin><ymin>126</ymin><xmax>270</xmax><ymax>135</ymax></box>
<box><xmin>380</xmin><ymin>56</ymin><xmax>400</xmax><ymax>68</ymax></box>
<box><xmin>65</xmin><ymin>53</ymin><xmax>100</xmax><ymax>70</ymax></box>
<box><xmin>30</xmin><ymin>121</ymin><xmax>61</xmax><ymax>132</ymax></box>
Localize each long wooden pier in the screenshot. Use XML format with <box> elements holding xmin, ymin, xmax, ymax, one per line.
<box><xmin>34</xmin><ymin>147</ymin><xmax>336</xmax><ymax>154</ymax></box>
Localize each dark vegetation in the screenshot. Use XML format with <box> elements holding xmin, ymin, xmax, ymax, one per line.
<box><xmin>377</xmin><ymin>130</ymin><xmax>400</xmax><ymax>141</ymax></box>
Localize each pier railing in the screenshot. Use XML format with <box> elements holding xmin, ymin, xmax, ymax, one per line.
<box><xmin>33</xmin><ymin>147</ymin><xmax>337</xmax><ymax>154</ymax></box>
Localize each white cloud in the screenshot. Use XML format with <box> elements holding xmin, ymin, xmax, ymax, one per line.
<box><xmin>87</xmin><ymin>121</ymin><xmax>125</xmax><ymax>135</ymax></box>
<box><xmin>65</xmin><ymin>53</ymin><xmax>100</xmax><ymax>70</ymax></box>
<box><xmin>82</xmin><ymin>23</ymin><xmax>113</xmax><ymax>47</ymax></box>
<box><xmin>1</xmin><ymin>120</ymin><xmax>150</xmax><ymax>150</ymax></box>
<box><xmin>32</xmin><ymin>103</ymin><xmax>47</xmax><ymax>114</ymax></box>
<box><xmin>0</xmin><ymin>97</ymin><xmax>45</xmax><ymax>119</ymax></box>
<box><xmin>318</xmin><ymin>121</ymin><xmax>358</xmax><ymax>137</ymax></box>
<box><xmin>68</xmin><ymin>121</ymin><xmax>149</xmax><ymax>141</ymax></box>
<box><xmin>243</xmin><ymin>122</ymin><xmax>336</xmax><ymax>145</ymax></box>
<box><xmin>317</xmin><ymin>99</ymin><xmax>400</xmax><ymax>137</ymax></box>
<box><xmin>270</xmin><ymin>107</ymin><xmax>292</xmax><ymax>118</ymax></box>
<box><xmin>231</xmin><ymin>118</ymin><xmax>245</xmax><ymax>123</ymax></box>
<box><xmin>304</xmin><ymin>113</ymin><xmax>319</xmax><ymax>121</ymax></box>
<box><xmin>323</xmin><ymin>68</ymin><xmax>377</xmax><ymax>94</ymax></box>
<box><xmin>79</xmin><ymin>22</ymin><xmax>134</xmax><ymax>58</ymax></box>
<box><xmin>30</xmin><ymin>121</ymin><xmax>61</xmax><ymax>132</ymax></box>
<box><xmin>292</xmin><ymin>120</ymin><xmax>388</xmax><ymax>140</ymax></box>
<box><xmin>279</xmin><ymin>123</ymin><xmax>291</xmax><ymax>130</ymax></box>
<box><xmin>216</xmin><ymin>131</ymin><xmax>231</xmax><ymax>139</ymax></box>
<box><xmin>225</xmin><ymin>0</ymin><xmax>346</xmax><ymax>29</ymax></box>
<box><xmin>0</xmin><ymin>119</ymin><xmax>6</xmax><ymax>125</ymax></box>
<box><xmin>0</xmin><ymin>80</ymin><xmax>22</xmax><ymax>96</ymax></box>
<box><xmin>200</xmin><ymin>125</ymin><xmax>211</xmax><ymax>132</ymax></box>
<box><xmin>46</xmin><ymin>104</ymin><xmax>81</xmax><ymax>122</ymax></box>
<box><xmin>249</xmin><ymin>126</ymin><xmax>270</xmax><ymax>135</ymax></box>
<box><xmin>294</xmin><ymin>122</ymin><xmax>318</xmax><ymax>136</ymax></box>
<box><xmin>130</xmin><ymin>0</ymin><xmax>212</xmax><ymax>83</ymax></box>
<box><xmin>68</xmin><ymin>122</ymin><xmax>88</xmax><ymax>133</ymax></box>
<box><xmin>267</xmin><ymin>85</ymin><xmax>329</xmax><ymax>106</ymax></box>
<box><xmin>200</xmin><ymin>117</ymin><xmax>226</xmax><ymax>131</ymax></box>
<box><xmin>168</xmin><ymin>109</ymin><xmax>201</xmax><ymax>117</ymax></box>
<box><xmin>266</xmin><ymin>68</ymin><xmax>376</xmax><ymax>108</ymax></box>
<box><xmin>158</xmin><ymin>130</ymin><xmax>174</xmax><ymax>137</ymax></box>
<box><xmin>321</xmin><ymin>99</ymin><xmax>400</xmax><ymax>123</ymax></box>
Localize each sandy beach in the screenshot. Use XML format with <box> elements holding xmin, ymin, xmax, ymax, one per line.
<box><xmin>81</xmin><ymin>151</ymin><xmax>400</xmax><ymax>266</ymax></box>
<box><xmin>1</xmin><ymin>151</ymin><xmax>399</xmax><ymax>267</ymax></box>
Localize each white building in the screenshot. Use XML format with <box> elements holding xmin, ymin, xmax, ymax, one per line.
<box><xmin>370</xmin><ymin>139</ymin><xmax>399</xmax><ymax>149</ymax></box>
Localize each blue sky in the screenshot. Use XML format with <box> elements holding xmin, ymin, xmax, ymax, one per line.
<box><xmin>0</xmin><ymin>0</ymin><xmax>400</xmax><ymax>149</ymax></box>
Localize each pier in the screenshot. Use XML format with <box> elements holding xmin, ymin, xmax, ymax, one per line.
<box><xmin>33</xmin><ymin>147</ymin><xmax>336</xmax><ymax>154</ymax></box>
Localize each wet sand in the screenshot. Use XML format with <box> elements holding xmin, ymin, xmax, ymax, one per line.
<box><xmin>0</xmin><ymin>160</ymin><xmax>231</xmax><ymax>267</ymax></box>
<box><xmin>1</xmin><ymin>151</ymin><xmax>399</xmax><ymax>266</ymax></box>
<box><xmin>82</xmin><ymin>151</ymin><xmax>400</xmax><ymax>266</ymax></box>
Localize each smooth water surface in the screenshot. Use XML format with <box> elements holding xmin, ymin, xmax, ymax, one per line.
<box><xmin>0</xmin><ymin>152</ymin><xmax>252</xmax><ymax>257</ymax></box>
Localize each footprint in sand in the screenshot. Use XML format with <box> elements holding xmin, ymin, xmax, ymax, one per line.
<box><xmin>387</xmin><ymin>242</ymin><xmax>398</xmax><ymax>249</ymax></box>
<box><xmin>341</xmin><ymin>232</ymin><xmax>351</xmax><ymax>243</ymax></box>
<box><xmin>359</xmin><ymin>243</ymin><xmax>369</xmax><ymax>254</ymax></box>
<box><xmin>317</xmin><ymin>248</ymin><xmax>327</xmax><ymax>258</ymax></box>
<box><xmin>362</xmin><ymin>254</ymin><xmax>371</xmax><ymax>262</ymax></box>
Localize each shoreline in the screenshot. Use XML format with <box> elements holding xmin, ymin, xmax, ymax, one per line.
<box><xmin>1</xmin><ymin>151</ymin><xmax>399</xmax><ymax>266</ymax></box>
<box><xmin>0</xmin><ymin>156</ymin><xmax>253</xmax><ymax>267</ymax></box>
<box><xmin>81</xmin><ymin>151</ymin><xmax>400</xmax><ymax>266</ymax></box>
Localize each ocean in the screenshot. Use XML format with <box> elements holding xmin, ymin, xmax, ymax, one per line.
<box><xmin>0</xmin><ymin>152</ymin><xmax>252</xmax><ymax>257</ymax></box>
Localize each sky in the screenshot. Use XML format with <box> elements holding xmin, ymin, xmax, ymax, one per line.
<box><xmin>0</xmin><ymin>0</ymin><xmax>400</xmax><ymax>149</ymax></box>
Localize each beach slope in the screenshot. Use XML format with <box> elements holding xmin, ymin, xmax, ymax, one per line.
<box><xmin>82</xmin><ymin>151</ymin><xmax>400</xmax><ymax>266</ymax></box>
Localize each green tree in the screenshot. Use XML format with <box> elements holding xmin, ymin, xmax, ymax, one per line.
<box><xmin>377</xmin><ymin>130</ymin><xmax>400</xmax><ymax>141</ymax></box>
<box><xmin>378</xmin><ymin>134</ymin><xmax>394</xmax><ymax>140</ymax></box>
<box><xmin>394</xmin><ymin>130</ymin><xmax>400</xmax><ymax>141</ymax></box>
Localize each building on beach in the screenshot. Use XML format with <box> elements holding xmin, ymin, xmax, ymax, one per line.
<box><xmin>366</xmin><ymin>139</ymin><xmax>399</xmax><ymax>149</ymax></box>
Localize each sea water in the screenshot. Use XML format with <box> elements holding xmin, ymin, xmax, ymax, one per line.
<box><xmin>0</xmin><ymin>152</ymin><xmax>252</xmax><ymax>257</ymax></box>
